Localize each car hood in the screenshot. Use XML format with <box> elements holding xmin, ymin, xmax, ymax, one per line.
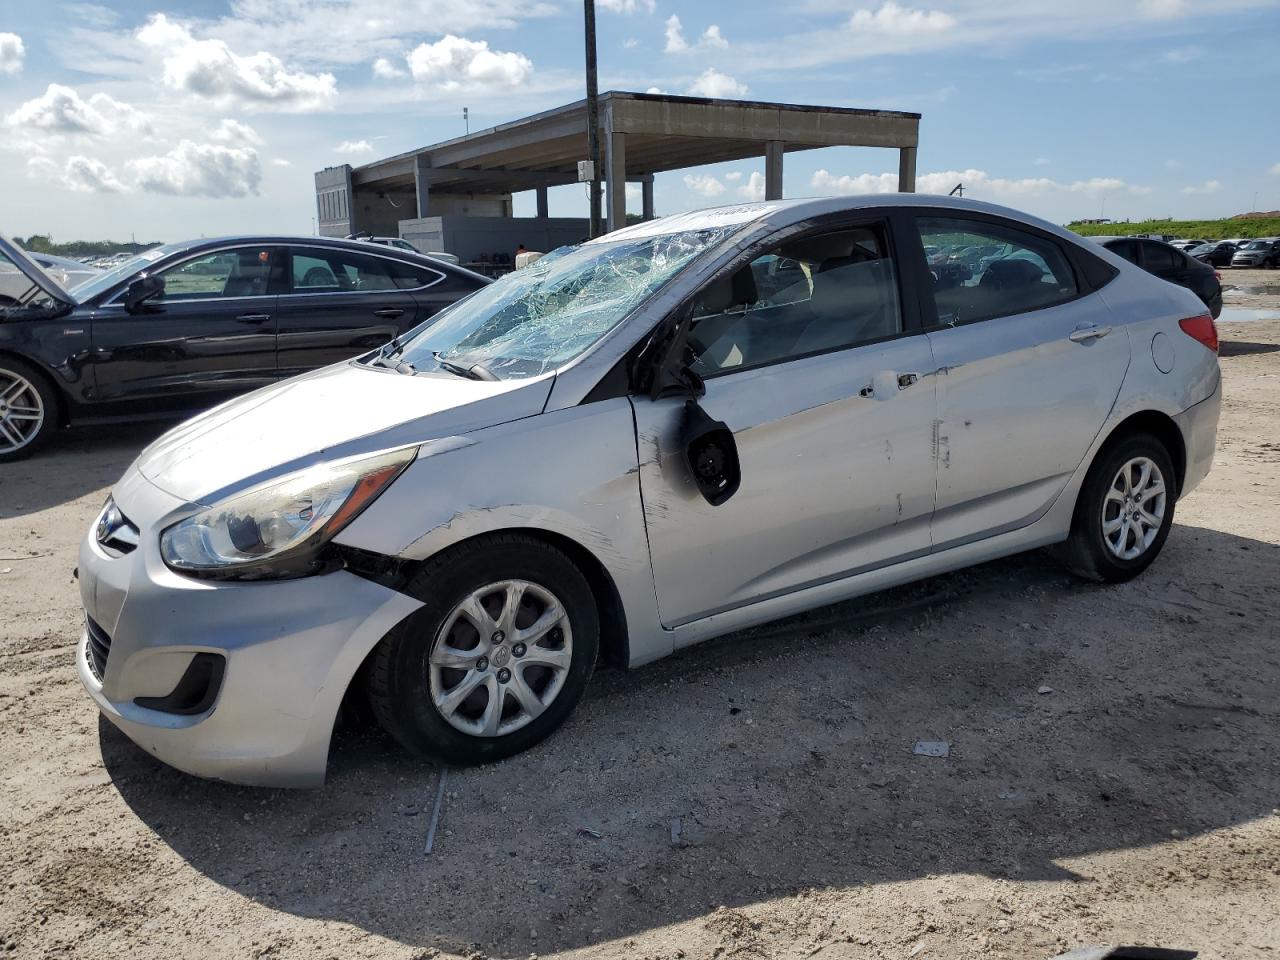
<box><xmin>134</xmin><ymin>361</ymin><xmax>554</xmax><ymax>504</ymax></box>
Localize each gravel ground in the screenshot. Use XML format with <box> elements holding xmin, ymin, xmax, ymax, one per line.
<box><xmin>1</xmin><ymin>279</ymin><xmax>1278</xmax><ymax>960</ymax></box>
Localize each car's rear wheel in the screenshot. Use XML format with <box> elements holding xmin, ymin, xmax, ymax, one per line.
<box><xmin>1057</xmin><ymin>434</ymin><xmax>1176</xmax><ymax>583</ymax></box>
<box><xmin>0</xmin><ymin>357</ymin><xmax>58</xmax><ymax>462</ymax></box>
<box><xmin>367</xmin><ymin>534</ymin><xmax>599</xmax><ymax>765</ymax></box>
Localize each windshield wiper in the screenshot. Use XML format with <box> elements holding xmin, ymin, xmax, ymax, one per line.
<box><xmin>433</xmin><ymin>352</ymin><xmax>500</xmax><ymax>382</ymax></box>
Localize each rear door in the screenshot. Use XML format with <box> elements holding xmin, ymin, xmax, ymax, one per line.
<box><xmin>274</xmin><ymin>246</ymin><xmax>440</xmax><ymax>376</ymax></box>
<box><xmin>87</xmin><ymin>245</ymin><xmax>281</xmax><ymax>415</ymax></box>
<box><xmin>913</xmin><ymin>214</ymin><xmax>1130</xmax><ymax>549</ymax></box>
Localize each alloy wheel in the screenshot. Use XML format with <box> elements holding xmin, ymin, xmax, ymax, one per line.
<box><xmin>1102</xmin><ymin>456</ymin><xmax>1167</xmax><ymax>561</ymax></box>
<box><xmin>0</xmin><ymin>370</ymin><xmax>45</xmax><ymax>455</ymax></box>
<box><xmin>428</xmin><ymin>579</ymin><xmax>573</xmax><ymax>737</ymax></box>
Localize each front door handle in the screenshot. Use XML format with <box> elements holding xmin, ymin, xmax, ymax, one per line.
<box><xmin>897</xmin><ymin>372</ymin><xmax>919</xmax><ymax>389</ymax></box>
<box><xmin>236</xmin><ymin>313</ymin><xmax>272</xmax><ymax>325</ymax></box>
<box><xmin>374</xmin><ymin>308</ymin><xmax>405</xmax><ymax>319</ymax></box>
<box><xmin>1069</xmin><ymin>324</ymin><xmax>1112</xmax><ymax>343</ymax></box>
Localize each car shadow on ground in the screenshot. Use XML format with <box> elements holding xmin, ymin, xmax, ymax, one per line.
<box><xmin>0</xmin><ymin>421</ymin><xmax>175</xmax><ymax>519</ymax></box>
<box><xmin>101</xmin><ymin>523</ymin><xmax>1280</xmax><ymax>957</ymax></box>
<box><xmin>1220</xmin><ymin>340</ymin><xmax>1280</xmax><ymax>357</ymax></box>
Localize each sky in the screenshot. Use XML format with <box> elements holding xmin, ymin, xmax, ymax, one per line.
<box><xmin>1</xmin><ymin>0</ymin><xmax>1278</xmax><ymax>242</ymax></box>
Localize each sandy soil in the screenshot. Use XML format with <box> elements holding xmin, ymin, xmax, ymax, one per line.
<box><xmin>1</xmin><ymin>290</ymin><xmax>1278</xmax><ymax>960</ymax></box>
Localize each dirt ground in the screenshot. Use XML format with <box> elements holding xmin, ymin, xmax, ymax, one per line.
<box><xmin>2</xmin><ymin>272</ymin><xmax>1279</xmax><ymax>960</ymax></box>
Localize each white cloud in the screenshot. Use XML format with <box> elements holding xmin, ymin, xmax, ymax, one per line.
<box><xmin>1271</xmin><ymin>163</ymin><xmax>1280</xmax><ymax>176</ymax></box>
<box><xmin>372</xmin><ymin>57</ymin><xmax>406</xmax><ymax>80</ymax></box>
<box><xmin>645</xmin><ymin>86</ymin><xmax>666</xmax><ymax>94</ymax></box>
<box><xmin>4</xmin><ymin>84</ymin><xmax>151</xmax><ymax>138</ymax></box>
<box><xmin>130</xmin><ymin>140</ymin><xmax>262</xmax><ymax>198</ymax></box>
<box><xmin>28</xmin><ymin>155</ymin><xmax>126</xmax><ymax>193</ymax></box>
<box><xmin>623</xmin><ymin>37</ymin><xmax>640</xmax><ymax>49</ymax></box>
<box><xmin>1033</xmin><ymin>157</ymin><xmax>1050</xmax><ymax>166</ymax></box>
<box><xmin>738</xmin><ymin>171</ymin><xmax>766</xmax><ymax>201</ymax></box>
<box><xmin>270</xmin><ymin>157</ymin><xmax>292</xmax><ymax>167</ymax></box>
<box><xmin>1140</xmin><ymin>0</ymin><xmax>1191</xmax><ymax>17</ymax></box>
<box><xmin>212</xmin><ymin>118</ymin><xmax>263</xmax><ymax>146</ymax></box>
<box><xmin>664</xmin><ymin>16</ymin><xmax>729</xmax><ymax>53</ymax></box>
<box><xmin>1180</xmin><ymin>179</ymin><xmax>1223</xmax><ymax>195</ymax></box>
<box><xmin>406</xmin><ymin>35</ymin><xmax>533</xmax><ymax>89</ymax></box>
<box><xmin>683</xmin><ymin>174</ymin><xmax>727</xmax><ymax>197</ymax></box>
<box><xmin>811</xmin><ymin>167</ymin><xmax>1145</xmax><ymax>200</ymax></box>
<box><xmin>724</xmin><ymin>171</ymin><xmax>743</xmax><ymax>182</ymax></box>
<box><xmin>0</xmin><ymin>32</ymin><xmax>24</xmax><ymax>75</ymax></box>
<box><xmin>599</xmin><ymin>0</ymin><xmax>655</xmax><ymax>13</ymax></box>
<box><xmin>335</xmin><ymin>139</ymin><xmax>375</xmax><ymax>155</ymax></box>
<box><xmin>1163</xmin><ymin>46</ymin><xmax>1201</xmax><ymax>63</ymax></box>
<box><xmin>848</xmin><ymin>2</ymin><xmax>955</xmax><ymax>35</ymax></box>
<box><xmin>687</xmin><ymin>68</ymin><xmax>747</xmax><ymax>98</ymax></box>
<box><xmin>136</xmin><ymin>14</ymin><xmax>337</xmax><ymax>111</ymax></box>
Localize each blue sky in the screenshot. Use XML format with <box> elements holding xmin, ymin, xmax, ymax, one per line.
<box><xmin>1</xmin><ymin>0</ymin><xmax>1278</xmax><ymax>241</ymax></box>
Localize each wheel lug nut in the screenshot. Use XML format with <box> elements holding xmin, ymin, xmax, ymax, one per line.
<box><xmin>497</xmin><ymin>667</ymin><xmax>511</xmax><ymax>683</ymax></box>
<box><xmin>476</xmin><ymin>656</ymin><xmax>489</xmax><ymax>671</ymax></box>
<box><xmin>491</xmin><ymin>630</ymin><xmax>506</xmax><ymax>645</ymax></box>
<box><xmin>512</xmin><ymin>643</ymin><xmax>527</xmax><ymax>658</ymax></box>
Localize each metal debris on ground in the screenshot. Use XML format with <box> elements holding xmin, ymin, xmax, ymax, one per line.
<box><xmin>423</xmin><ymin>766</ymin><xmax>448</xmax><ymax>855</ymax></box>
<box><xmin>670</xmin><ymin>818</ymin><xmax>683</xmax><ymax>846</ymax></box>
<box><xmin>576</xmin><ymin>827</ymin><xmax>604</xmax><ymax>839</ymax></box>
<box><xmin>913</xmin><ymin>740</ymin><xmax>950</xmax><ymax>757</ymax></box>
<box><xmin>1038</xmin><ymin>685</ymin><xmax>1055</xmax><ymax>695</ymax></box>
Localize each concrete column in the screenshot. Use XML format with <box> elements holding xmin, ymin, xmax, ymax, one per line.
<box><xmin>898</xmin><ymin>146</ymin><xmax>917</xmax><ymax>193</ymax></box>
<box><xmin>764</xmin><ymin>141</ymin><xmax>784</xmax><ymax>201</ymax></box>
<box><xmin>641</xmin><ymin>175</ymin><xmax>655</xmax><ymax>221</ymax></box>
<box><xmin>535</xmin><ymin>185</ymin><xmax>549</xmax><ymax>219</ymax></box>
<box><xmin>606</xmin><ymin>130</ymin><xmax>627</xmax><ymax>233</ymax></box>
<box><xmin>413</xmin><ymin>155</ymin><xmax>431</xmax><ymax>217</ymax></box>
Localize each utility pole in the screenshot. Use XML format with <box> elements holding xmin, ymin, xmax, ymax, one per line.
<box><xmin>463</xmin><ymin>107</ymin><xmax>469</xmax><ymax>135</ymax></box>
<box><xmin>584</xmin><ymin>0</ymin><xmax>602</xmax><ymax>238</ymax></box>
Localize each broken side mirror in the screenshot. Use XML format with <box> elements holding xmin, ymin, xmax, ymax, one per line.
<box><xmin>682</xmin><ymin>398</ymin><xmax>741</xmax><ymax>506</ymax></box>
<box><xmin>124</xmin><ymin>274</ymin><xmax>165</xmax><ymax>313</ymax></box>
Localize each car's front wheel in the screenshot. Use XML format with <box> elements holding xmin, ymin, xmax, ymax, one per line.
<box><xmin>0</xmin><ymin>357</ymin><xmax>58</xmax><ymax>462</ymax></box>
<box><xmin>367</xmin><ymin>534</ymin><xmax>599</xmax><ymax>765</ymax></box>
<box><xmin>1057</xmin><ymin>434</ymin><xmax>1176</xmax><ymax>583</ymax></box>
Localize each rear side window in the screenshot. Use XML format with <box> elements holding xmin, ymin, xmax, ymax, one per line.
<box><xmin>916</xmin><ymin>218</ymin><xmax>1078</xmax><ymax>326</ymax></box>
<box><xmin>1140</xmin><ymin>242</ymin><xmax>1178</xmax><ymax>273</ymax></box>
<box><xmin>1108</xmin><ymin>240</ymin><xmax>1140</xmax><ymax>265</ymax></box>
<box><xmin>385</xmin><ymin>259</ymin><xmax>443</xmax><ymax>290</ymax></box>
<box><xmin>290</xmin><ymin>248</ymin><xmax>402</xmax><ymax>293</ymax></box>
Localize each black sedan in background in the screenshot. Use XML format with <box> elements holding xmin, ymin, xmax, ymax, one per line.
<box><xmin>1188</xmin><ymin>241</ymin><xmax>1237</xmax><ymax>268</ymax></box>
<box><xmin>1091</xmin><ymin>236</ymin><xmax>1222</xmax><ymax>320</ymax></box>
<box><xmin>0</xmin><ymin>235</ymin><xmax>488</xmax><ymax>460</ymax></box>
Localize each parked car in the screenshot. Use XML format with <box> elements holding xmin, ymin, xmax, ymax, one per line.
<box><xmin>1189</xmin><ymin>241</ymin><xmax>1237</xmax><ymax>268</ymax></box>
<box><xmin>348</xmin><ymin>232</ymin><xmax>462</xmax><ymax>266</ymax></box>
<box><xmin>1171</xmin><ymin>240</ymin><xmax>1204</xmax><ymax>251</ymax></box>
<box><xmin>74</xmin><ymin>195</ymin><xmax>1222</xmax><ymax>787</ymax></box>
<box><xmin>0</xmin><ymin>235</ymin><xmax>488</xmax><ymax>460</ymax></box>
<box><xmin>26</xmin><ymin>252</ymin><xmax>103</xmax><ymax>290</ymax></box>
<box><xmin>1092</xmin><ymin>237</ymin><xmax>1222</xmax><ymax>318</ymax></box>
<box><xmin>1230</xmin><ymin>238</ymin><xmax>1280</xmax><ymax>268</ymax></box>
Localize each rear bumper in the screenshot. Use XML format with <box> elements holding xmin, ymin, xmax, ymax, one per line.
<box><xmin>77</xmin><ymin>472</ymin><xmax>422</xmax><ymax>788</ymax></box>
<box><xmin>1173</xmin><ymin>371</ymin><xmax>1221</xmax><ymax>499</ymax></box>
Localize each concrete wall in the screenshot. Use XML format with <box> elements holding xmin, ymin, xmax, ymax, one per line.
<box><xmin>315</xmin><ymin>165</ymin><xmax>353</xmax><ymax>237</ymax></box>
<box><xmin>398</xmin><ymin>216</ymin><xmax>589</xmax><ymax>263</ymax></box>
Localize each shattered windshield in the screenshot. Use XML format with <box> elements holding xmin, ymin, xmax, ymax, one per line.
<box><xmin>392</xmin><ymin>226</ymin><xmax>735</xmax><ymax>380</ymax></box>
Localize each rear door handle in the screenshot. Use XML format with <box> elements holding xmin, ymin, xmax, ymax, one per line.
<box><xmin>374</xmin><ymin>308</ymin><xmax>405</xmax><ymax>319</ymax></box>
<box><xmin>236</xmin><ymin>313</ymin><xmax>272</xmax><ymax>325</ymax></box>
<box><xmin>1069</xmin><ymin>324</ymin><xmax>1112</xmax><ymax>343</ymax></box>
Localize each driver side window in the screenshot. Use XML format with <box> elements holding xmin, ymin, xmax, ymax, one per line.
<box><xmin>687</xmin><ymin>224</ymin><xmax>901</xmax><ymax>375</ymax></box>
<box><xmin>156</xmin><ymin>248</ymin><xmax>275</xmax><ymax>300</ymax></box>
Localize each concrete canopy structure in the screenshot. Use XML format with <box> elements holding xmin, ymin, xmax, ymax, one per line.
<box><xmin>316</xmin><ymin>91</ymin><xmax>920</xmax><ymax>258</ymax></box>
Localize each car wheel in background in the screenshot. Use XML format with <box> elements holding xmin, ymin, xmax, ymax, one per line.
<box><xmin>0</xmin><ymin>357</ymin><xmax>58</xmax><ymax>462</ymax></box>
<box><xmin>367</xmin><ymin>533</ymin><xmax>599</xmax><ymax>765</ymax></box>
<box><xmin>1056</xmin><ymin>434</ymin><xmax>1176</xmax><ymax>583</ymax></box>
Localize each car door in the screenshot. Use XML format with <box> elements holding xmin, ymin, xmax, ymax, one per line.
<box><xmin>914</xmin><ymin>214</ymin><xmax>1130</xmax><ymax>549</ymax></box>
<box><xmin>274</xmin><ymin>246</ymin><xmax>437</xmax><ymax>376</ymax></box>
<box><xmin>630</xmin><ymin>218</ymin><xmax>938</xmax><ymax>630</ymax></box>
<box><xmin>87</xmin><ymin>245</ymin><xmax>281</xmax><ymax>415</ymax></box>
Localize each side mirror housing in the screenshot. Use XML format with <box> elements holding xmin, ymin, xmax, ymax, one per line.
<box><xmin>124</xmin><ymin>274</ymin><xmax>165</xmax><ymax>312</ymax></box>
<box><xmin>682</xmin><ymin>398</ymin><xmax>741</xmax><ymax>506</ymax></box>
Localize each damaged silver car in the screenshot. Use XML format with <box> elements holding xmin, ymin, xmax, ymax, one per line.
<box><xmin>77</xmin><ymin>196</ymin><xmax>1221</xmax><ymax>786</ymax></box>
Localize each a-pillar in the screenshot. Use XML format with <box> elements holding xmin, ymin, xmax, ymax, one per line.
<box><xmin>898</xmin><ymin>146</ymin><xmax>917</xmax><ymax>193</ymax></box>
<box><xmin>764</xmin><ymin>140</ymin><xmax>784</xmax><ymax>201</ymax></box>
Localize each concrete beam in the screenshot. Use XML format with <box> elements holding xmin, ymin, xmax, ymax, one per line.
<box><xmin>898</xmin><ymin>146</ymin><xmax>917</xmax><ymax>193</ymax></box>
<box><xmin>765</xmin><ymin>141</ymin><xmax>784</xmax><ymax>201</ymax></box>
<box><xmin>641</xmin><ymin>175</ymin><xmax>654</xmax><ymax>221</ymax></box>
<box><xmin>536</xmin><ymin>185</ymin><xmax>549</xmax><ymax>218</ymax></box>
<box><xmin>606</xmin><ymin>129</ymin><xmax>627</xmax><ymax>233</ymax></box>
<box><xmin>414</xmin><ymin>155</ymin><xmax>431</xmax><ymax>217</ymax></box>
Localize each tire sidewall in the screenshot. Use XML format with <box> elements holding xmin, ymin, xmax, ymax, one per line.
<box><xmin>0</xmin><ymin>357</ymin><xmax>58</xmax><ymax>462</ymax></box>
<box><xmin>1076</xmin><ymin>436</ymin><xmax>1176</xmax><ymax>581</ymax></box>
<box><xmin>377</xmin><ymin>539</ymin><xmax>599</xmax><ymax>765</ymax></box>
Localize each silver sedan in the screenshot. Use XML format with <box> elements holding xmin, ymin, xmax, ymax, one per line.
<box><xmin>76</xmin><ymin>195</ymin><xmax>1221</xmax><ymax>786</ymax></box>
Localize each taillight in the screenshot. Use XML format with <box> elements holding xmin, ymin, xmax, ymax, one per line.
<box><xmin>1179</xmin><ymin>314</ymin><xmax>1219</xmax><ymax>354</ymax></box>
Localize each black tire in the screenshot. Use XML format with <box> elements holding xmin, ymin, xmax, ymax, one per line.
<box><xmin>1056</xmin><ymin>434</ymin><xmax>1177</xmax><ymax>583</ymax></box>
<box><xmin>0</xmin><ymin>356</ymin><xmax>59</xmax><ymax>462</ymax></box>
<box><xmin>367</xmin><ymin>534</ymin><xmax>599</xmax><ymax>766</ymax></box>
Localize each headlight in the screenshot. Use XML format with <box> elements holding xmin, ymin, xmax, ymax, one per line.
<box><xmin>160</xmin><ymin>447</ymin><xmax>415</xmax><ymax>579</ymax></box>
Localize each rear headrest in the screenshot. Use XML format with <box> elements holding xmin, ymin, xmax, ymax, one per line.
<box><xmin>981</xmin><ymin>258</ymin><xmax>1044</xmax><ymax>288</ymax></box>
<box><xmin>809</xmin><ymin>257</ymin><xmax>891</xmax><ymax>315</ymax></box>
<box><xmin>696</xmin><ymin>266</ymin><xmax>758</xmax><ymax>315</ymax></box>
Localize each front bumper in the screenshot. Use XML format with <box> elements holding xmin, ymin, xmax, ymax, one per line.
<box><xmin>77</xmin><ymin>468</ymin><xmax>422</xmax><ymax>787</ymax></box>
